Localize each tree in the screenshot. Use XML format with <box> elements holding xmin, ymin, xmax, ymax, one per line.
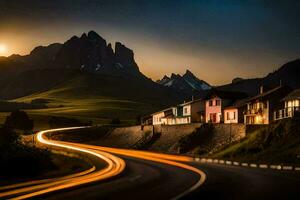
<box><xmin>4</xmin><ymin>110</ymin><xmax>34</xmax><ymax>133</ymax></box>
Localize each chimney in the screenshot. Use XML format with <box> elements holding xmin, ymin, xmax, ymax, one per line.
<box><xmin>260</xmin><ymin>86</ymin><xmax>264</xmax><ymax>94</ymax></box>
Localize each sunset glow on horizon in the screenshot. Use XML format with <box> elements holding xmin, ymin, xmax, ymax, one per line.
<box><xmin>1</xmin><ymin>1</ymin><xmax>300</xmax><ymax>85</ymax></box>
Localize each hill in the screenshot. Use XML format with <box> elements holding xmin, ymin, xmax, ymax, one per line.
<box><xmin>0</xmin><ymin>31</ymin><xmax>186</xmax><ymax>128</ymax></box>
<box><xmin>218</xmin><ymin>59</ymin><xmax>300</xmax><ymax>95</ymax></box>
<box><xmin>213</xmin><ymin>119</ymin><xmax>300</xmax><ymax>165</ymax></box>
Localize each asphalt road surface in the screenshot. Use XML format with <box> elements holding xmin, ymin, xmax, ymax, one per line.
<box><xmin>2</xmin><ymin>127</ymin><xmax>300</xmax><ymax>200</ymax></box>
<box><xmin>185</xmin><ymin>163</ymin><xmax>300</xmax><ymax>200</ymax></box>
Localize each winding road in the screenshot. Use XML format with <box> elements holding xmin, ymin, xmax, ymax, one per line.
<box><xmin>1</xmin><ymin>127</ymin><xmax>300</xmax><ymax>200</ymax></box>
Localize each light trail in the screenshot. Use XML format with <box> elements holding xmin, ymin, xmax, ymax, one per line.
<box><xmin>1</xmin><ymin>127</ymin><xmax>206</xmax><ymax>200</ymax></box>
<box><xmin>67</xmin><ymin>143</ymin><xmax>206</xmax><ymax>200</ymax></box>
<box><xmin>0</xmin><ymin>127</ymin><xmax>126</xmax><ymax>200</ymax></box>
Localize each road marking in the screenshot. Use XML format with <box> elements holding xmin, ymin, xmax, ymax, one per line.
<box><xmin>250</xmin><ymin>164</ymin><xmax>257</xmax><ymax>168</ymax></box>
<box><xmin>282</xmin><ymin>166</ymin><xmax>293</xmax><ymax>170</ymax></box>
<box><xmin>219</xmin><ymin>160</ymin><xmax>225</xmax><ymax>164</ymax></box>
<box><xmin>241</xmin><ymin>163</ymin><xmax>248</xmax><ymax>167</ymax></box>
<box><xmin>226</xmin><ymin>161</ymin><xmax>232</xmax><ymax>165</ymax></box>
<box><xmin>259</xmin><ymin>164</ymin><xmax>268</xmax><ymax>169</ymax></box>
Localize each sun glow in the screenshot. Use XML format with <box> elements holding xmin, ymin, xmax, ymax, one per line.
<box><xmin>0</xmin><ymin>44</ymin><xmax>7</xmax><ymax>55</ymax></box>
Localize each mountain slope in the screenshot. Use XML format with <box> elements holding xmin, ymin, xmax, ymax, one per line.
<box><xmin>218</xmin><ymin>59</ymin><xmax>300</xmax><ymax>95</ymax></box>
<box><xmin>0</xmin><ymin>31</ymin><xmax>183</xmax><ymax>101</ymax></box>
<box><xmin>11</xmin><ymin>70</ymin><xmax>183</xmax><ymax>125</ymax></box>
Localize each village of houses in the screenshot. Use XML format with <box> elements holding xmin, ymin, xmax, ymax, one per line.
<box><xmin>142</xmin><ymin>85</ymin><xmax>300</xmax><ymax>126</ymax></box>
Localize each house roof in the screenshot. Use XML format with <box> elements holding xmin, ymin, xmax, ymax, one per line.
<box><xmin>224</xmin><ymin>98</ymin><xmax>249</xmax><ymax>109</ymax></box>
<box><xmin>151</xmin><ymin>106</ymin><xmax>176</xmax><ymax>116</ymax></box>
<box><xmin>246</xmin><ymin>85</ymin><xmax>289</xmax><ymax>102</ymax></box>
<box><xmin>179</xmin><ymin>98</ymin><xmax>203</xmax><ymax>106</ymax></box>
<box><xmin>282</xmin><ymin>89</ymin><xmax>300</xmax><ymax>101</ymax></box>
<box><xmin>204</xmin><ymin>89</ymin><xmax>248</xmax><ymax>100</ymax></box>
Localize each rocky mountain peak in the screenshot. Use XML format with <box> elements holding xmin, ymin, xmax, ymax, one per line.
<box><xmin>184</xmin><ymin>69</ymin><xmax>194</xmax><ymax>77</ymax></box>
<box><xmin>157</xmin><ymin>69</ymin><xmax>211</xmax><ymax>95</ymax></box>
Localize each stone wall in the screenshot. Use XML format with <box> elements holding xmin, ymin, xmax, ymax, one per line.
<box><xmin>91</xmin><ymin>123</ymin><xmax>248</xmax><ymax>154</ymax></box>
<box><xmin>149</xmin><ymin>123</ymin><xmax>202</xmax><ymax>152</ymax></box>
<box><xmin>94</xmin><ymin>125</ymin><xmax>145</xmax><ymax>148</ymax></box>
<box><xmin>146</xmin><ymin>123</ymin><xmax>247</xmax><ymax>154</ymax></box>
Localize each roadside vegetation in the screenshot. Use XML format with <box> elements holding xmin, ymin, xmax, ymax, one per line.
<box><xmin>0</xmin><ymin>110</ymin><xmax>91</xmax><ymax>183</ymax></box>
<box><xmin>0</xmin><ymin>111</ymin><xmax>54</xmax><ymax>179</ymax></box>
<box><xmin>213</xmin><ymin>119</ymin><xmax>300</xmax><ymax>165</ymax></box>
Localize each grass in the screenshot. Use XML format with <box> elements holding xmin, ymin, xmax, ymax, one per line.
<box><xmin>0</xmin><ymin>86</ymin><xmax>157</xmax><ymax>130</ymax></box>
<box><xmin>213</xmin><ymin>119</ymin><xmax>300</xmax><ymax>165</ymax></box>
<box><xmin>0</xmin><ymin>70</ymin><xmax>178</xmax><ymax>130</ymax></box>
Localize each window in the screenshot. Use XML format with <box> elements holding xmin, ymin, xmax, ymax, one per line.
<box><xmin>184</xmin><ymin>107</ymin><xmax>188</xmax><ymax>114</ymax></box>
<box><xmin>226</xmin><ymin>112</ymin><xmax>229</xmax><ymax>120</ymax></box>
<box><xmin>216</xmin><ymin>100</ymin><xmax>221</xmax><ymax>106</ymax></box>
<box><xmin>233</xmin><ymin>111</ymin><xmax>236</xmax><ymax>120</ymax></box>
<box><xmin>209</xmin><ymin>100</ymin><xmax>213</xmax><ymax>106</ymax></box>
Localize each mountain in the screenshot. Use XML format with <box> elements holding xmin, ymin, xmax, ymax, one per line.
<box><xmin>0</xmin><ymin>30</ymin><xmax>185</xmax><ymax>112</ymax></box>
<box><xmin>157</xmin><ymin>70</ymin><xmax>211</xmax><ymax>96</ymax></box>
<box><xmin>218</xmin><ymin>59</ymin><xmax>300</xmax><ymax>95</ymax></box>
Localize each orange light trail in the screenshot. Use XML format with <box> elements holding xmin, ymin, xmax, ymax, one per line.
<box><xmin>0</xmin><ymin>127</ymin><xmax>206</xmax><ymax>200</ymax></box>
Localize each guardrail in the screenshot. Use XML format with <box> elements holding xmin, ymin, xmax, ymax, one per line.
<box><xmin>194</xmin><ymin>157</ymin><xmax>300</xmax><ymax>171</ymax></box>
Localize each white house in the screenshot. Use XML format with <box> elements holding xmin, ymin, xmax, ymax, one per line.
<box><xmin>151</xmin><ymin>99</ymin><xmax>205</xmax><ymax>125</ymax></box>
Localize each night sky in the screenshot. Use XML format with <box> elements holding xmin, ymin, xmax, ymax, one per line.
<box><xmin>0</xmin><ymin>0</ymin><xmax>299</xmax><ymax>85</ymax></box>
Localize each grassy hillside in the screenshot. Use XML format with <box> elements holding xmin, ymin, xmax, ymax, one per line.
<box><xmin>213</xmin><ymin>119</ymin><xmax>300</xmax><ymax>165</ymax></box>
<box><xmin>0</xmin><ymin>71</ymin><xmax>180</xmax><ymax>129</ymax></box>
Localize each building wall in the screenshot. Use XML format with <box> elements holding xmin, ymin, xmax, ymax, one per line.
<box><xmin>182</xmin><ymin>104</ymin><xmax>191</xmax><ymax>116</ymax></box>
<box><xmin>244</xmin><ymin>101</ymin><xmax>269</xmax><ymax>124</ymax></box>
<box><xmin>205</xmin><ymin>97</ymin><xmax>222</xmax><ymax>123</ymax></box>
<box><xmin>148</xmin><ymin>123</ymin><xmax>246</xmax><ymax>154</ymax></box>
<box><xmin>152</xmin><ymin>112</ymin><xmax>165</xmax><ymax>125</ymax></box>
<box><xmin>224</xmin><ymin>108</ymin><xmax>238</xmax><ymax>123</ymax></box>
<box><xmin>191</xmin><ymin>101</ymin><xmax>205</xmax><ymax>123</ymax></box>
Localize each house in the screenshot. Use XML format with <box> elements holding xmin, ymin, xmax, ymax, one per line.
<box><xmin>223</xmin><ymin>99</ymin><xmax>248</xmax><ymax>123</ymax></box>
<box><xmin>274</xmin><ymin>89</ymin><xmax>300</xmax><ymax>120</ymax></box>
<box><xmin>151</xmin><ymin>99</ymin><xmax>205</xmax><ymax>125</ymax></box>
<box><xmin>152</xmin><ymin>107</ymin><xmax>176</xmax><ymax>125</ymax></box>
<box><xmin>244</xmin><ymin>85</ymin><xmax>292</xmax><ymax>124</ymax></box>
<box><xmin>205</xmin><ymin>90</ymin><xmax>247</xmax><ymax>123</ymax></box>
<box><xmin>176</xmin><ymin>99</ymin><xmax>205</xmax><ymax>124</ymax></box>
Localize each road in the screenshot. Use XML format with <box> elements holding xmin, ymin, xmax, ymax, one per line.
<box><xmin>1</xmin><ymin>127</ymin><xmax>300</xmax><ymax>200</ymax></box>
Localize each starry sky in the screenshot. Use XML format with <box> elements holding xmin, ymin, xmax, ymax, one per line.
<box><xmin>0</xmin><ymin>0</ymin><xmax>300</xmax><ymax>85</ymax></box>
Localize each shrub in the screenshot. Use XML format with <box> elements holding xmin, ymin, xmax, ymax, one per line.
<box><xmin>4</xmin><ymin>110</ymin><xmax>34</xmax><ymax>133</ymax></box>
